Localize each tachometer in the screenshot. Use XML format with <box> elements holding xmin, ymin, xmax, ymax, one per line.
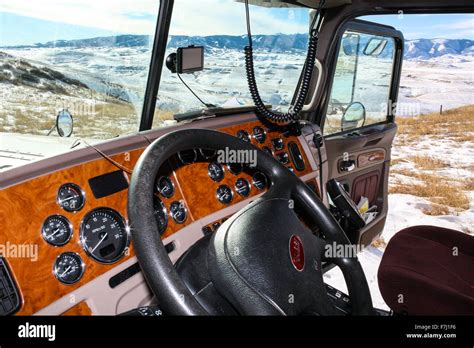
<box><xmin>53</xmin><ymin>252</ymin><xmax>84</xmax><ymax>285</ymax></box>
<box><xmin>80</xmin><ymin>208</ymin><xmax>129</xmax><ymax>264</ymax></box>
<box><xmin>41</xmin><ymin>215</ymin><xmax>73</xmax><ymax>246</ymax></box>
<box><xmin>57</xmin><ymin>183</ymin><xmax>85</xmax><ymax>212</ymax></box>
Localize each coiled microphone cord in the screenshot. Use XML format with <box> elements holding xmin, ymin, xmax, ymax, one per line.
<box><xmin>243</xmin><ymin>0</ymin><xmax>325</xmax><ymax>126</ymax></box>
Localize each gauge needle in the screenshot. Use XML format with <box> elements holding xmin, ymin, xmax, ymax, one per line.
<box><xmin>60</xmin><ymin>196</ymin><xmax>75</xmax><ymax>202</ymax></box>
<box><xmin>48</xmin><ymin>228</ymin><xmax>61</xmax><ymax>239</ymax></box>
<box><xmin>91</xmin><ymin>233</ymin><xmax>108</xmax><ymax>253</ymax></box>
<box><xmin>61</xmin><ymin>266</ymin><xmax>71</xmax><ymax>277</ymax></box>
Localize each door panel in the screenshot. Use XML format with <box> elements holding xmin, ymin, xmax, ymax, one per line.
<box><xmin>325</xmin><ymin>123</ymin><xmax>397</xmax><ymax>245</ymax></box>
<box><xmin>320</xmin><ymin>19</ymin><xmax>403</xmax><ymax>246</ymax></box>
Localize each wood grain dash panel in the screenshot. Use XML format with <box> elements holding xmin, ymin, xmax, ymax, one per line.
<box><xmin>0</xmin><ymin>118</ymin><xmax>316</xmax><ymax>315</ymax></box>
<box><xmin>357</xmin><ymin>150</ymin><xmax>385</xmax><ymax>169</ymax></box>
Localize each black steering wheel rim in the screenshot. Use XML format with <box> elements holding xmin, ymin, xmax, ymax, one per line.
<box><xmin>128</xmin><ymin>128</ymin><xmax>373</xmax><ymax>315</ymax></box>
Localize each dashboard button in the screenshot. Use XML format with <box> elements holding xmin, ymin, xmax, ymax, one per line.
<box><xmin>271</xmin><ymin>138</ymin><xmax>284</xmax><ymax>151</ymax></box>
<box><xmin>236</xmin><ymin>130</ymin><xmax>250</xmax><ymax>142</ymax></box>
<box><xmin>276</xmin><ymin>152</ymin><xmax>289</xmax><ymax>165</ymax></box>
<box><xmin>252</xmin><ymin>126</ymin><xmax>266</xmax><ymax>144</ymax></box>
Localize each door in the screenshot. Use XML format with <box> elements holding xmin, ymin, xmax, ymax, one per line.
<box><xmin>321</xmin><ymin>20</ymin><xmax>404</xmax><ymax>246</ymax></box>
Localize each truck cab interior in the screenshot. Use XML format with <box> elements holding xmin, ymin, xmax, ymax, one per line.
<box><xmin>0</xmin><ymin>0</ymin><xmax>473</xmax><ymax>316</ymax></box>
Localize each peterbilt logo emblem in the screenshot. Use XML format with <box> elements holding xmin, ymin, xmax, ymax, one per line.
<box><xmin>289</xmin><ymin>235</ymin><xmax>305</xmax><ymax>271</ymax></box>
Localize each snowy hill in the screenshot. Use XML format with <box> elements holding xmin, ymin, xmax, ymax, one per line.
<box><xmin>6</xmin><ymin>34</ymin><xmax>474</xmax><ymax>59</ymax></box>
<box><xmin>0</xmin><ymin>51</ymin><xmax>89</xmax><ymax>94</ymax></box>
<box><xmin>404</xmin><ymin>38</ymin><xmax>474</xmax><ymax>59</ymax></box>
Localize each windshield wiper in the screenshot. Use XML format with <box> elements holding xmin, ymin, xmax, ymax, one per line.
<box><xmin>173</xmin><ymin>104</ymin><xmax>272</xmax><ymax>123</ymax></box>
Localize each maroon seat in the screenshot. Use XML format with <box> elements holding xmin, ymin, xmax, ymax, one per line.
<box><xmin>378</xmin><ymin>225</ymin><xmax>474</xmax><ymax>315</ymax></box>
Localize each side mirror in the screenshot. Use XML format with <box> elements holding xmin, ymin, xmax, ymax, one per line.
<box><xmin>341</xmin><ymin>102</ymin><xmax>365</xmax><ymax>132</ymax></box>
<box><xmin>363</xmin><ymin>37</ymin><xmax>388</xmax><ymax>56</ymax></box>
<box><xmin>56</xmin><ymin>110</ymin><xmax>73</xmax><ymax>137</ymax></box>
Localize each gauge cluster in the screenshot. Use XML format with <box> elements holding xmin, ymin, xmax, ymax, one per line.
<box><xmin>37</xmin><ymin>121</ymin><xmax>308</xmax><ymax>287</ymax></box>
<box><xmin>41</xmin><ymin>182</ymin><xmax>133</xmax><ymax>285</ymax></box>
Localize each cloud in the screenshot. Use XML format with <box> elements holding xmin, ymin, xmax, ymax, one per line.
<box><xmin>0</xmin><ymin>0</ymin><xmax>310</xmax><ymax>36</ymax></box>
<box><xmin>0</xmin><ymin>0</ymin><xmax>159</xmax><ymax>34</ymax></box>
<box><xmin>435</xmin><ymin>18</ymin><xmax>474</xmax><ymax>31</ymax></box>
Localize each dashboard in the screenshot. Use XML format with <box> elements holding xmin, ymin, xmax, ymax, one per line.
<box><xmin>0</xmin><ymin>114</ymin><xmax>325</xmax><ymax>315</ymax></box>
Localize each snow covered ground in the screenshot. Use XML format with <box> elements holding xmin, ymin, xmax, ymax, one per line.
<box><xmin>398</xmin><ymin>55</ymin><xmax>474</xmax><ymax>115</ymax></box>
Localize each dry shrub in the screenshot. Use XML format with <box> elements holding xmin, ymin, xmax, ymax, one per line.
<box><xmin>411</xmin><ymin>155</ymin><xmax>449</xmax><ymax>170</ymax></box>
<box><xmin>396</xmin><ymin>104</ymin><xmax>474</xmax><ymax>141</ymax></box>
<box><xmin>463</xmin><ymin>177</ymin><xmax>474</xmax><ymax>191</ymax></box>
<box><xmin>390</xmin><ymin>172</ymin><xmax>470</xmax><ymax>211</ymax></box>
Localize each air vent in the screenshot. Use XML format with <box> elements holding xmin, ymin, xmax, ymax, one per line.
<box><xmin>0</xmin><ymin>257</ymin><xmax>21</xmax><ymax>315</ymax></box>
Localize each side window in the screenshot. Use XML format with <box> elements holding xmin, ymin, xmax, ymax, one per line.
<box><xmin>324</xmin><ymin>30</ymin><xmax>396</xmax><ymax>136</ymax></box>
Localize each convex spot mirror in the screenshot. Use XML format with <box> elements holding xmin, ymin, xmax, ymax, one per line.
<box><xmin>341</xmin><ymin>102</ymin><xmax>365</xmax><ymax>132</ymax></box>
<box><xmin>363</xmin><ymin>37</ymin><xmax>388</xmax><ymax>56</ymax></box>
<box><xmin>56</xmin><ymin>110</ymin><xmax>73</xmax><ymax>137</ymax></box>
<box><xmin>341</xmin><ymin>33</ymin><xmax>360</xmax><ymax>56</ymax></box>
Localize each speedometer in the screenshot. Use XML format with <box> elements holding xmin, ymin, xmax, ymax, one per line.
<box><xmin>80</xmin><ymin>208</ymin><xmax>129</xmax><ymax>264</ymax></box>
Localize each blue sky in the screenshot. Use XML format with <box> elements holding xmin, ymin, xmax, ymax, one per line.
<box><xmin>0</xmin><ymin>0</ymin><xmax>472</xmax><ymax>46</ymax></box>
<box><xmin>361</xmin><ymin>14</ymin><xmax>474</xmax><ymax>40</ymax></box>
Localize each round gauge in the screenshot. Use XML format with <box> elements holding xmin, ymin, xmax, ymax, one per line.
<box><xmin>178</xmin><ymin>149</ymin><xmax>197</xmax><ymax>164</ymax></box>
<box><xmin>199</xmin><ymin>148</ymin><xmax>217</xmax><ymax>160</ymax></box>
<box><xmin>262</xmin><ymin>146</ymin><xmax>274</xmax><ymax>157</ymax></box>
<box><xmin>216</xmin><ymin>185</ymin><xmax>233</xmax><ymax>204</ymax></box>
<box><xmin>253</xmin><ymin>126</ymin><xmax>266</xmax><ymax>144</ymax></box>
<box><xmin>208</xmin><ymin>162</ymin><xmax>224</xmax><ymax>182</ymax></box>
<box><xmin>154</xmin><ymin>198</ymin><xmax>168</xmax><ymax>235</ymax></box>
<box><xmin>235</xmin><ymin>178</ymin><xmax>251</xmax><ymax>197</ymax></box>
<box><xmin>252</xmin><ymin>172</ymin><xmax>268</xmax><ymax>190</ymax></box>
<box><xmin>227</xmin><ymin>163</ymin><xmax>243</xmax><ymax>175</ymax></box>
<box><xmin>170</xmin><ymin>201</ymin><xmax>187</xmax><ymax>224</ymax></box>
<box><xmin>57</xmin><ymin>183</ymin><xmax>85</xmax><ymax>212</ymax></box>
<box><xmin>236</xmin><ymin>130</ymin><xmax>250</xmax><ymax>142</ymax></box>
<box><xmin>41</xmin><ymin>215</ymin><xmax>73</xmax><ymax>246</ymax></box>
<box><xmin>80</xmin><ymin>208</ymin><xmax>129</xmax><ymax>264</ymax></box>
<box><xmin>53</xmin><ymin>252</ymin><xmax>84</xmax><ymax>285</ymax></box>
<box><xmin>156</xmin><ymin>176</ymin><xmax>174</xmax><ymax>198</ymax></box>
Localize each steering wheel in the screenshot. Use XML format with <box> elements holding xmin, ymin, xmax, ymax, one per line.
<box><xmin>128</xmin><ymin>129</ymin><xmax>373</xmax><ymax>315</ymax></box>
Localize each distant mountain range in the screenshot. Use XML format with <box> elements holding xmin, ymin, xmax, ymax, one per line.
<box><xmin>4</xmin><ymin>34</ymin><xmax>474</xmax><ymax>59</ymax></box>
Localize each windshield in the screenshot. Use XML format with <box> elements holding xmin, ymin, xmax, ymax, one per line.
<box><xmin>0</xmin><ymin>0</ymin><xmax>160</xmax><ymax>142</ymax></box>
<box><xmin>152</xmin><ymin>0</ymin><xmax>310</xmax><ymax>127</ymax></box>
<box><xmin>0</xmin><ymin>0</ymin><xmax>309</xmax><ymax>171</ymax></box>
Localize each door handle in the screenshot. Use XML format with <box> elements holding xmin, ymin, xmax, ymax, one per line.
<box><xmin>339</xmin><ymin>152</ymin><xmax>356</xmax><ymax>172</ymax></box>
<box><xmin>340</xmin><ymin>160</ymin><xmax>356</xmax><ymax>172</ymax></box>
